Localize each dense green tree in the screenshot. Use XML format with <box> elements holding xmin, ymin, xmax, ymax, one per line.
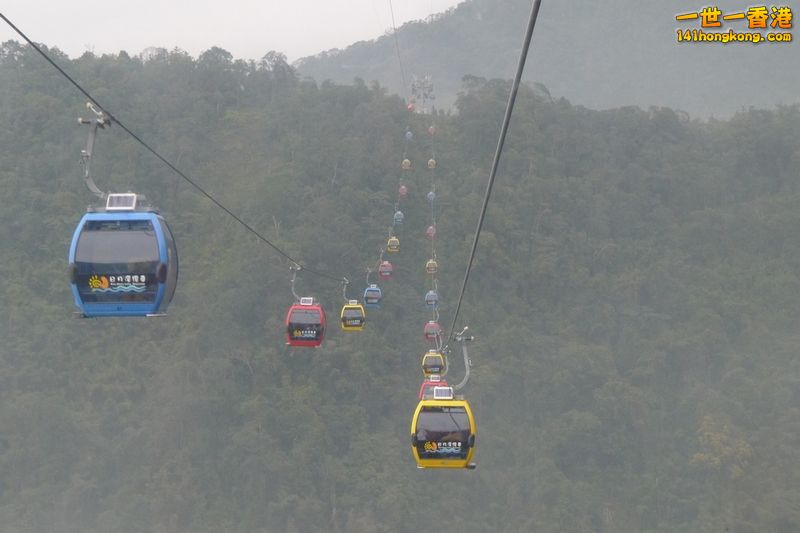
<box><xmin>0</xmin><ymin>41</ymin><xmax>799</xmax><ymax>532</ymax></box>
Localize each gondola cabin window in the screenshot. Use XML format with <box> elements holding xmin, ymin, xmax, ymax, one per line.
<box><xmin>74</xmin><ymin>219</ymin><xmax>159</xmax><ymax>303</ymax></box>
<box><xmin>341</xmin><ymin>307</ymin><xmax>365</xmax><ymax>328</ymax></box>
<box><xmin>415</xmin><ymin>406</ymin><xmax>470</xmax><ymax>459</ymax></box>
<box><xmin>287</xmin><ymin>308</ymin><xmax>324</xmax><ymax>341</ymax></box>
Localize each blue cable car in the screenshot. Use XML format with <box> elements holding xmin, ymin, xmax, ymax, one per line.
<box><xmin>68</xmin><ymin>193</ymin><xmax>178</xmax><ymax>317</ymax></box>
<box><xmin>425</xmin><ymin>290</ymin><xmax>439</xmax><ymax>310</ymax></box>
<box><xmin>363</xmin><ymin>284</ymin><xmax>383</xmax><ymax>308</ymax></box>
<box><xmin>393</xmin><ymin>211</ymin><xmax>405</xmax><ymax>225</ymax></box>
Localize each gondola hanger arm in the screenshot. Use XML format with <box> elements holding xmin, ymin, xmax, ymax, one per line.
<box><xmin>79</xmin><ymin>102</ymin><xmax>111</xmax><ymax>200</ymax></box>
<box><xmin>289</xmin><ymin>264</ymin><xmax>302</xmax><ymax>302</ymax></box>
<box><xmin>450</xmin><ymin>327</ymin><xmax>475</xmax><ymax>391</ymax></box>
<box><xmin>341</xmin><ymin>278</ymin><xmax>351</xmax><ymax>303</ymax></box>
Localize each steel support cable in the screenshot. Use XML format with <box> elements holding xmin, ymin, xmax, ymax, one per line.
<box><xmin>443</xmin><ymin>0</ymin><xmax>544</xmax><ymax>351</ymax></box>
<box><xmin>387</xmin><ymin>0</ymin><xmax>409</xmax><ymax>101</ymax></box>
<box><xmin>0</xmin><ymin>12</ymin><xmax>346</xmax><ymax>284</ymax></box>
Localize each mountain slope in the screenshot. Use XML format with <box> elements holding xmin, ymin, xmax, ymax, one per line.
<box><xmin>296</xmin><ymin>0</ymin><xmax>800</xmax><ymax>117</ymax></box>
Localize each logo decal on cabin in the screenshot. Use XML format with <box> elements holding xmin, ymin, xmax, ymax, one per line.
<box><xmin>88</xmin><ymin>274</ymin><xmax>109</xmax><ymax>290</ymax></box>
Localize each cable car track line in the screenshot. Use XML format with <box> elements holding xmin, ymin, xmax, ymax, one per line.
<box><xmin>444</xmin><ymin>0</ymin><xmax>544</xmax><ymax>350</ymax></box>
<box><xmin>0</xmin><ymin>12</ymin><xmax>346</xmax><ymax>284</ymax></box>
<box><xmin>387</xmin><ymin>0</ymin><xmax>409</xmax><ymax>101</ymax></box>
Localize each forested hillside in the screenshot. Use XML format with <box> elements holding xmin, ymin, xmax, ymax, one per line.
<box><xmin>1</xmin><ymin>40</ymin><xmax>800</xmax><ymax>532</ymax></box>
<box><xmin>296</xmin><ymin>0</ymin><xmax>800</xmax><ymax>117</ymax></box>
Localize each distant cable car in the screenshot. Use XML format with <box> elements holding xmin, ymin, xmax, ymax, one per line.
<box><xmin>424</xmin><ymin>320</ymin><xmax>443</xmax><ymax>342</ymax></box>
<box><xmin>427</xmin><ymin>191</ymin><xmax>436</xmax><ymax>204</ymax></box>
<box><xmin>418</xmin><ymin>376</ymin><xmax>448</xmax><ymax>400</ymax></box>
<box><xmin>68</xmin><ymin>193</ymin><xmax>178</xmax><ymax>317</ymax></box>
<box><xmin>425</xmin><ymin>258</ymin><xmax>438</xmax><ymax>275</ymax></box>
<box><xmin>427</xmin><ymin>158</ymin><xmax>436</xmax><ymax>170</ymax></box>
<box><xmin>378</xmin><ymin>260</ymin><xmax>394</xmax><ymax>279</ymax></box>
<box><xmin>340</xmin><ymin>300</ymin><xmax>366</xmax><ymax>331</ymax></box>
<box><xmin>386</xmin><ymin>236</ymin><xmax>400</xmax><ymax>253</ymax></box>
<box><xmin>411</xmin><ymin>396</ymin><xmax>476</xmax><ymax>469</ymax></box>
<box><xmin>393</xmin><ymin>211</ymin><xmax>405</xmax><ymax>225</ymax></box>
<box><xmin>363</xmin><ymin>284</ymin><xmax>382</xmax><ymax>308</ymax></box>
<box><xmin>405</xmin><ymin>130</ymin><xmax>413</xmax><ymax>141</ymax></box>
<box><xmin>428</xmin><ymin>125</ymin><xmax>436</xmax><ymax>135</ymax></box>
<box><xmin>402</xmin><ymin>158</ymin><xmax>412</xmax><ymax>170</ymax></box>
<box><xmin>398</xmin><ymin>185</ymin><xmax>408</xmax><ymax>199</ymax></box>
<box><xmin>426</xmin><ymin>225</ymin><xmax>436</xmax><ymax>239</ymax></box>
<box><xmin>285</xmin><ymin>297</ymin><xmax>326</xmax><ymax>347</ymax></box>
<box><xmin>425</xmin><ymin>290</ymin><xmax>439</xmax><ymax>309</ymax></box>
<box><xmin>422</xmin><ymin>349</ymin><xmax>446</xmax><ymax>376</ymax></box>
<box><xmin>407</xmin><ymin>103</ymin><xmax>415</xmax><ymax>112</ymax></box>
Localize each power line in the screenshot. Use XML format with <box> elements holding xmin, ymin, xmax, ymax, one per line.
<box><xmin>0</xmin><ymin>12</ymin><xmax>346</xmax><ymax>284</ymax></box>
<box><xmin>444</xmin><ymin>0</ymin><xmax>545</xmax><ymax>349</ymax></box>
<box><xmin>387</xmin><ymin>0</ymin><xmax>409</xmax><ymax>100</ymax></box>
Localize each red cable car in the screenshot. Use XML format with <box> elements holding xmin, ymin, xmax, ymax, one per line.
<box><xmin>285</xmin><ymin>297</ymin><xmax>326</xmax><ymax>347</ymax></box>
<box><xmin>426</xmin><ymin>225</ymin><xmax>437</xmax><ymax>239</ymax></box>
<box><xmin>378</xmin><ymin>260</ymin><xmax>394</xmax><ymax>279</ymax></box>
<box><xmin>424</xmin><ymin>320</ymin><xmax>443</xmax><ymax>342</ymax></box>
<box><xmin>398</xmin><ymin>184</ymin><xmax>408</xmax><ymax>199</ymax></box>
<box><xmin>418</xmin><ymin>376</ymin><xmax>449</xmax><ymax>400</ymax></box>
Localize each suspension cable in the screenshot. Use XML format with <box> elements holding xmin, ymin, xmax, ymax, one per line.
<box><xmin>387</xmin><ymin>0</ymin><xmax>409</xmax><ymax>101</ymax></box>
<box><xmin>444</xmin><ymin>0</ymin><xmax>544</xmax><ymax>350</ymax></box>
<box><xmin>0</xmin><ymin>12</ymin><xmax>347</xmax><ymax>284</ymax></box>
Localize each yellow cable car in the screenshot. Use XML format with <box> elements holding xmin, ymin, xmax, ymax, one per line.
<box><xmin>421</xmin><ymin>349</ymin><xmax>446</xmax><ymax>376</ymax></box>
<box><xmin>425</xmin><ymin>258</ymin><xmax>438</xmax><ymax>274</ymax></box>
<box><xmin>340</xmin><ymin>300</ymin><xmax>366</xmax><ymax>331</ymax></box>
<box><xmin>411</xmin><ymin>392</ymin><xmax>476</xmax><ymax>469</ymax></box>
<box><xmin>402</xmin><ymin>158</ymin><xmax>412</xmax><ymax>170</ymax></box>
<box><xmin>387</xmin><ymin>236</ymin><xmax>400</xmax><ymax>253</ymax></box>
<box><xmin>427</xmin><ymin>158</ymin><xmax>436</xmax><ymax>170</ymax></box>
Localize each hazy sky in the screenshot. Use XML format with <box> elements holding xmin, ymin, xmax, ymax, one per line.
<box><xmin>0</xmin><ymin>0</ymin><xmax>463</xmax><ymax>62</ymax></box>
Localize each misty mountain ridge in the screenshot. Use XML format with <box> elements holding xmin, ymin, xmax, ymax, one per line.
<box><xmin>295</xmin><ymin>0</ymin><xmax>800</xmax><ymax>118</ymax></box>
